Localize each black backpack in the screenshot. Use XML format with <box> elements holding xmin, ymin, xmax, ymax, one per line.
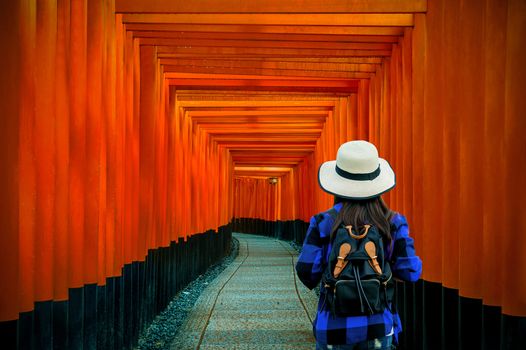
<box><xmin>321</xmin><ymin>223</ymin><xmax>395</xmax><ymax>317</ymax></box>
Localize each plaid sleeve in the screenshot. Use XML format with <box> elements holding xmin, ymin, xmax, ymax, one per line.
<box><xmin>390</xmin><ymin>214</ymin><xmax>422</xmax><ymax>282</ymax></box>
<box><xmin>295</xmin><ymin>215</ymin><xmax>326</xmax><ymax>290</ymax></box>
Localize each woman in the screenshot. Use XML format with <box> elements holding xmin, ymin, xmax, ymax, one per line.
<box><xmin>296</xmin><ymin>140</ymin><xmax>422</xmax><ymax>350</ymax></box>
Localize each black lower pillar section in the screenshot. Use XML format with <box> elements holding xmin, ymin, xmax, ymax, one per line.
<box><xmin>396</xmin><ymin>281</ymin><xmax>526</xmax><ymax>350</ymax></box>
<box><xmin>96</xmin><ymin>284</ymin><xmax>107</xmax><ymax>350</ymax></box>
<box><xmin>113</xmin><ymin>276</ymin><xmax>124</xmax><ymax>350</ymax></box>
<box><xmin>500</xmin><ymin>314</ymin><xmax>526</xmax><ymax>350</ymax></box>
<box><xmin>18</xmin><ymin>312</ymin><xmax>34</xmax><ymax>350</ymax></box>
<box><xmin>482</xmin><ymin>305</ymin><xmax>501</xmax><ymax>350</ymax></box>
<box><xmin>413</xmin><ymin>279</ymin><xmax>425</xmax><ymax>350</ymax></box>
<box><xmin>442</xmin><ymin>287</ymin><xmax>459</xmax><ymax>350</ymax></box>
<box><xmin>423</xmin><ymin>281</ymin><xmax>442</xmax><ymax>350</ymax></box>
<box><xmin>83</xmin><ymin>284</ymin><xmax>97</xmax><ymax>350</ymax></box>
<box><xmin>233</xmin><ymin>217</ymin><xmax>310</xmax><ymax>245</ymax></box>
<box><xmin>68</xmin><ymin>287</ymin><xmax>83</xmax><ymax>350</ymax></box>
<box><xmin>396</xmin><ymin>280</ymin><xmax>417</xmax><ymax>350</ymax></box>
<box><xmin>122</xmin><ymin>263</ymin><xmax>133</xmax><ymax>350</ymax></box>
<box><xmin>459</xmin><ymin>294</ymin><xmax>483</xmax><ymax>350</ymax></box>
<box><xmin>275</xmin><ymin>221</ymin><xmax>284</xmax><ymax>240</ymax></box>
<box><xmin>52</xmin><ymin>301</ymin><xmax>68</xmax><ymax>350</ymax></box>
<box><xmin>104</xmin><ymin>278</ymin><xmax>115</xmax><ymax>350</ymax></box>
<box><xmin>0</xmin><ymin>319</ymin><xmax>17</xmax><ymax>350</ymax></box>
<box><xmin>34</xmin><ymin>301</ymin><xmax>53</xmax><ymax>350</ymax></box>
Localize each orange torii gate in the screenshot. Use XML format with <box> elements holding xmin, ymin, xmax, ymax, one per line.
<box><xmin>0</xmin><ymin>0</ymin><xmax>525</xmax><ymax>349</ymax></box>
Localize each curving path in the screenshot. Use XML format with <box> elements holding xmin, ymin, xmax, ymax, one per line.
<box><xmin>171</xmin><ymin>233</ymin><xmax>318</xmax><ymax>350</ymax></box>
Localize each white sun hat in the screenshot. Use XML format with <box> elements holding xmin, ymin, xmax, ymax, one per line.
<box><xmin>318</xmin><ymin>140</ymin><xmax>396</xmax><ymax>200</ymax></box>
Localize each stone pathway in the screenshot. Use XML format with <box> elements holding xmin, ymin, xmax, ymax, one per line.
<box><xmin>171</xmin><ymin>233</ymin><xmax>318</xmax><ymax>349</ymax></box>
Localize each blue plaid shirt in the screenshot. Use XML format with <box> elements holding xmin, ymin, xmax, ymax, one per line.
<box><xmin>295</xmin><ymin>203</ymin><xmax>422</xmax><ymax>345</ymax></box>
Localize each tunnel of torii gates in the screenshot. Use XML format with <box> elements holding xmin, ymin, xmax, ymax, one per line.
<box><xmin>0</xmin><ymin>0</ymin><xmax>525</xmax><ymax>349</ymax></box>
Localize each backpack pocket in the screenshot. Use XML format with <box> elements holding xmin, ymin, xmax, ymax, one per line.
<box><xmin>334</xmin><ymin>279</ymin><xmax>383</xmax><ymax>316</ymax></box>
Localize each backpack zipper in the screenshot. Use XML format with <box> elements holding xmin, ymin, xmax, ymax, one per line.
<box><xmin>382</xmin><ymin>272</ymin><xmax>392</xmax><ymax>286</ymax></box>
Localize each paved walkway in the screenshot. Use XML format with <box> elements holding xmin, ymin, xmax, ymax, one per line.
<box><xmin>171</xmin><ymin>233</ymin><xmax>319</xmax><ymax>349</ymax></box>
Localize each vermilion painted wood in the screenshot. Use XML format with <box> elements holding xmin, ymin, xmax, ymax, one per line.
<box><xmin>457</xmin><ymin>0</ymin><xmax>486</xmax><ymax>302</ymax></box>
<box><xmin>440</xmin><ymin>0</ymin><xmax>461</xmax><ymax>293</ymax></box>
<box><xmin>125</xmin><ymin>23</ymin><xmax>407</xmax><ymax>36</ymax></box>
<box><xmin>160</xmin><ymin>59</ymin><xmax>379</xmax><ymax>73</ymax></box>
<box><xmin>116</xmin><ymin>0</ymin><xmax>427</xmax><ymax>14</ymax></box>
<box><xmin>16</xmin><ymin>0</ymin><xmax>36</xmax><ymax>317</ymax></box>
<box><xmin>155</xmin><ymin>46</ymin><xmax>393</xmax><ymax>57</ymax></box>
<box><xmin>67</xmin><ymin>0</ymin><xmax>88</xmax><ymax>293</ymax></box>
<box><xmin>0</xmin><ymin>0</ymin><xmax>20</xmax><ymax>322</ymax></box>
<box><xmin>167</xmin><ymin>79</ymin><xmax>358</xmax><ymax>90</ymax></box>
<box><xmin>177</xmin><ymin>99</ymin><xmax>340</xmax><ymax>107</ymax></box>
<box><xmin>34</xmin><ymin>0</ymin><xmax>57</xmax><ymax>303</ymax></box>
<box><xmin>163</xmin><ymin>66</ymin><xmax>374</xmax><ymax>79</ymax></box>
<box><xmin>133</xmin><ymin>31</ymin><xmax>401</xmax><ymax>44</ymax></box>
<box><xmin>85</xmin><ymin>0</ymin><xmax>103</xmax><ymax>287</ymax></box>
<box><xmin>502</xmin><ymin>0</ymin><xmax>526</xmax><ymax>317</ymax></box>
<box><xmin>121</xmin><ymin>13</ymin><xmax>415</xmax><ymax>26</ymax></box>
<box><xmin>140</xmin><ymin>38</ymin><xmax>393</xmax><ymax>51</ymax></box>
<box><xmin>54</xmin><ymin>0</ymin><xmax>70</xmax><ymax>301</ymax></box>
<box><xmin>411</xmin><ymin>14</ymin><xmax>425</xmax><ymax>266</ymax></box>
<box><xmin>481</xmin><ymin>0</ymin><xmax>506</xmax><ymax>310</ymax></box>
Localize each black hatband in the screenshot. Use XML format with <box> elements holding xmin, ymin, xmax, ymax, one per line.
<box><xmin>335</xmin><ymin>164</ymin><xmax>381</xmax><ymax>181</ymax></box>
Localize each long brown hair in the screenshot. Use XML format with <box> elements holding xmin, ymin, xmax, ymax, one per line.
<box><xmin>330</xmin><ymin>196</ymin><xmax>394</xmax><ymax>244</ymax></box>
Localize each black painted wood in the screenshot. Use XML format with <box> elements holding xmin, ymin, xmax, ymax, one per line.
<box><xmin>96</xmin><ymin>284</ymin><xmax>107</xmax><ymax>350</ymax></box>
<box><xmin>0</xmin><ymin>319</ymin><xmax>17</xmax><ymax>350</ymax></box>
<box><xmin>122</xmin><ymin>263</ymin><xmax>132</xmax><ymax>350</ymax></box>
<box><xmin>18</xmin><ymin>311</ymin><xmax>34</xmax><ymax>350</ymax></box>
<box><xmin>402</xmin><ymin>280</ymin><xmax>415</xmax><ymax>350</ymax></box>
<box><xmin>52</xmin><ymin>301</ymin><xmax>68</xmax><ymax>350</ymax></box>
<box><xmin>34</xmin><ymin>301</ymin><xmax>52</xmax><ymax>350</ymax></box>
<box><xmin>161</xmin><ymin>246</ymin><xmax>168</xmax><ymax>312</ymax></box>
<box><xmin>113</xmin><ymin>275</ymin><xmax>124</xmax><ymax>350</ymax></box>
<box><xmin>143</xmin><ymin>250</ymin><xmax>151</xmax><ymax>330</ymax></box>
<box><xmin>414</xmin><ymin>280</ymin><xmax>425</xmax><ymax>350</ymax></box>
<box><xmin>131</xmin><ymin>261</ymin><xmax>139</xmax><ymax>345</ymax></box>
<box><xmin>459</xmin><ymin>294</ymin><xmax>483</xmax><ymax>350</ymax></box>
<box><xmin>442</xmin><ymin>287</ymin><xmax>459</xmax><ymax>350</ymax></box>
<box><xmin>396</xmin><ymin>281</ymin><xmax>408</xmax><ymax>348</ymax></box>
<box><xmin>233</xmin><ymin>217</ymin><xmax>319</xmax><ymax>246</ymax></box>
<box><xmin>105</xmin><ymin>278</ymin><xmax>115</xmax><ymax>350</ymax></box>
<box><xmin>423</xmin><ymin>281</ymin><xmax>442</xmax><ymax>350</ymax></box>
<box><xmin>482</xmin><ymin>305</ymin><xmax>501</xmax><ymax>350</ymax></box>
<box><xmin>83</xmin><ymin>284</ymin><xmax>97</xmax><ymax>350</ymax></box>
<box><xmin>68</xmin><ymin>287</ymin><xmax>83</xmax><ymax>350</ymax></box>
<box><xmin>500</xmin><ymin>314</ymin><xmax>526</xmax><ymax>350</ymax></box>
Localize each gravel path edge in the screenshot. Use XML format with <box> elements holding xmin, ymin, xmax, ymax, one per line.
<box><xmin>136</xmin><ymin>237</ymin><xmax>240</xmax><ymax>350</ymax></box>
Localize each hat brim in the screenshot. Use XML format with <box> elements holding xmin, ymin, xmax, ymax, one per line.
<box><xmin>318</xmin><ymin>158</ymin><xmax>396</xmax><ymax>200</ymax></box>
